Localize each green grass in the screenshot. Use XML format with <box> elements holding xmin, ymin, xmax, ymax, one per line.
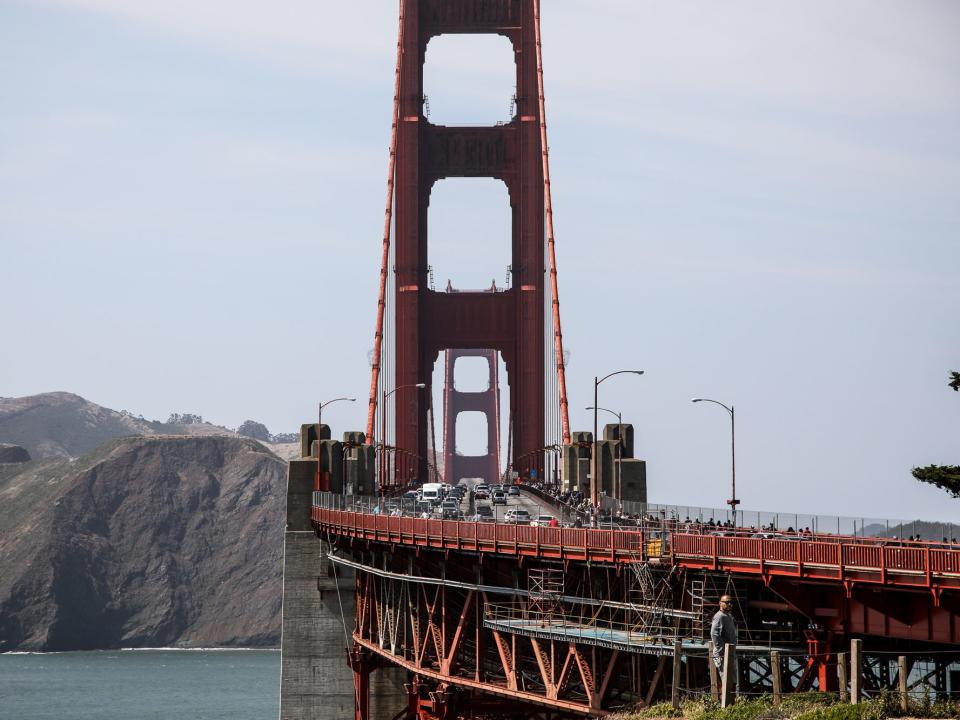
<box><xmin>612</xmin><ymin>692</ymin><xmax>960</xmax><ymax>720</ymax></box>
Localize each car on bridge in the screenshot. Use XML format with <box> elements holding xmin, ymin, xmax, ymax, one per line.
<box><xmin>492</xmin><ymin>490</ymin><xmax>506</xmax><ymax>505</ymax></box>
<box><xmin>503</xmin><ymin>508</ymin><xmax>531</xmax><ymax>524</ymax></box>
<box><xmin>473</xmin><ymin>505</ymin><xmax>494</xmax><ymax>522</ymax></box>
<box><xmin>508</xmin><ymin>486</ymin><xmax>520</xmax><ymax>496</ymax></box>
<box><xmin>474</xmin><ymin>484</ymin><xmax>490</xmax><ymax>499</ymax></box>
<box><xmin>530</xmin><ymin>514</ymin><xmax>558</xmax><ymax>527</ymax></box>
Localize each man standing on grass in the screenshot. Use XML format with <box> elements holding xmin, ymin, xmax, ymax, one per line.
<box><xmin>711</xmin><ymin>595</ymin><xmax>737</xmax><ymax>669</ymax></box>
<box><xmin>711</xmin><ymin>594</ymin><xmax>738</xmax><ymax>703</ymax></box>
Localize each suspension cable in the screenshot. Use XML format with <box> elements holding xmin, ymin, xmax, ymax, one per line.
<box><xmin>533</xmin><ymin>0</ymin><xmax>571</xmax><ymax>444</ymax></box>
<box><xmin>365</xmin><ymin>0</ymin><xmax>406</xmax><ymax>442</ymax></box>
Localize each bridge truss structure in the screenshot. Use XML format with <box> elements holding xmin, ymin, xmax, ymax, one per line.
<box><xmin>314</xmin><ymin>495</ymin><xmax>960</xmax><ymax>718</ymax></box>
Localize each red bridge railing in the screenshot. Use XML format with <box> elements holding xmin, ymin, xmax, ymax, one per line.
<box><xmin>312</xmin><ymin>502</ymin><xmax>960</xmax><ymax>593</ymax></box>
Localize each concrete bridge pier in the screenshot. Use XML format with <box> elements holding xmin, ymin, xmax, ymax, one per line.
<box><xmin>280</xmin><ymin>442</ymin><xmax>405</xmax><ymax>719</ymax></box>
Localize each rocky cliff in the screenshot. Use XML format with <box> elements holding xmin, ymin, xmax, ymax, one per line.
<box><xmin>0</xmin><ymin>435</ymin><xmax>286</xmax><ymax>651</ymax></box>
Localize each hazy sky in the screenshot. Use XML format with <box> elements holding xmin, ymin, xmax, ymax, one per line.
<box><xmin>2</xmin><ymin>1</ymin><xmax>958</xmax><ymax>522</ymax></box>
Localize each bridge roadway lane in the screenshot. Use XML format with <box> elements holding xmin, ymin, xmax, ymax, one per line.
<box><xmin>459</xmin><ymin>479</ymin><xmax>559</xmax><ymax>524</ymax></box>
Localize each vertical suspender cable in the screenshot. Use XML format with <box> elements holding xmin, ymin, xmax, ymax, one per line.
<box><xmin>533</xmin><ymin>0</ymin><xmax>571</xmax><ymax>445</ymax></box>
<box><xmin>366</xmin><ymin>0</ymin><xmax>407</xmax><ymax>442</ymax></box>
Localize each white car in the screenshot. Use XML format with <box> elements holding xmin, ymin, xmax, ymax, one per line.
<box><xmin>503</xmin><ymin>508</ymin><xmax>531</xmax><ymax>524</ymax></box>
<box><xmin>531</xmin><ymin>514</ymin><xmax>557</xmax><ymax>527</ymax></box>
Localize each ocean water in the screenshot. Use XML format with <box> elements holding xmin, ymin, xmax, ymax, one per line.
<box><xmin>0</xmin><ymin>649</ymin><xmax>280</xmax><ymax>720</ymax></box>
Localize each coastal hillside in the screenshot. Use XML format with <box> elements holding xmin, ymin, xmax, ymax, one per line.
<box><xmin>0</xmin><ymin>392</ymin><xmax>239</xmax><ymax>460</ymax></box>
<box><xmin>0</xmin><ymin>435</ymin><xmax>286</xmax><ymax>651</ymax></box>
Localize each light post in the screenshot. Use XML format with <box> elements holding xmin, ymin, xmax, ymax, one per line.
<box><xmin>319</xmin><ymin>397</ymin><xmax>356</xmax><ymax>435</ymax></box>
<box><xmin>546</xmin><ymin>443</ymin><xmax>561</xmax><ymax>492</ymax></box>
<box><xmin>592</xmin><ymin>370</ymin><xmax>644</xmax><ymax>522</ymax></box>
<box><xmin>586</xmin><ymin>405</ymin><xmax>622</xmax><ymax>505</ymax></box>
<box><xmin>691</xmin><ymin>398</ymin><xmax>738</xmax><ymax>525</ymax></box>
<box><xmin>318</xmin><ymin>397</ymin><xmax>356</xmax><ymax>492</ymax></box>
<box><xmin>380</xmin><ymin>382</ymin><xmax>426</xmax><ymax>493</ymax></box>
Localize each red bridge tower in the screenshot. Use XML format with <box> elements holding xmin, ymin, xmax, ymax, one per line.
<box><xmin>367</xmin><ymin>0</ymin><xmax>571</xmax><ymax>488</ymax></box>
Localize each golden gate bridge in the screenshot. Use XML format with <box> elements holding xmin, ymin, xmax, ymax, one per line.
<box><xmin>278</xmin><ymin>2</ymin><xmax>960</xmax><ymax>718</ymax></box>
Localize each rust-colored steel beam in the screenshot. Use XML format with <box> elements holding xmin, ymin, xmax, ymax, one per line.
<box><xmin>352</xmin><ymin>635</ymin><xmax>605</xmax><ymax>716</ymax></box>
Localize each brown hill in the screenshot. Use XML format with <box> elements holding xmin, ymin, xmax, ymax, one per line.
<box><xmin>0</xmin><ymin>392</ymin><xmax>238</xmax><ymax>461</ymax></box>
<box><xmin>0</xmin><ymin>435</ymin><xmax>285</xmax><ymax>651</ymax></box>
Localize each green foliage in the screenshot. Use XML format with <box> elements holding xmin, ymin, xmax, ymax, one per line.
<box><xmin>628</xmin><ymin>702</ymin><xmax>684</xmax><ymax>718</ymax></box>
<box><xmin>237</xmin><ymin>420</ymin><xmax>271</xmax><ymax>442</ymax></box>
<box><xmin>166</xmin><ymin>412</ymin><xmax>204</xmax><ymax>425</ymax></box>
<box><xmin>696</xmin><ymin>696</ymin><xmax>774</xmax><ymax>720</ymax></box>
<box><xmin>912</xmin><ymin>465</ymin><xmax>960</xmax><ymax>498</ymax></box>
<box><xmin>910</xmin><ymin>370</ymin><xmax>959</xmax><ymax>498</ymax></box>
<box><xmin>611</xmin><ymin>692</ymin><xmax>960</xmax><ymax>720</ymax></box>
<box><xmin>794</xmin><ymin>702</ymin><xmax>873</xmax><ymax>720</ymax></box>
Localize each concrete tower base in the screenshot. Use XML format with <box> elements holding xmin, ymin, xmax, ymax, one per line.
<box><xmin>279</xmin><ymin>458</ymin><xmax>405</xmax><ymax>719</ymax></box>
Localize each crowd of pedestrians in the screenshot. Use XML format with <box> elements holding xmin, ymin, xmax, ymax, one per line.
<box><xmin>518</xmin><ymin>479</ymin><xmax>960</xmax><ymax>547</ymax></box>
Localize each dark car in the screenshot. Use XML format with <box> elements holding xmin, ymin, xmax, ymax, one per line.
<box><xmin>474</xmin><ymin>505</ymin><xmax>494</xmax><ymax>522</ymax></box>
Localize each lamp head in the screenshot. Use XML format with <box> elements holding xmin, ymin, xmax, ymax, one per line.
<box><xmin>691</xmin><ymin>398</ymin><xmax>703</xmax><ymax>403</ymax></box>
<box><xmin>415</xmin><ymin>383</ymin><xmax>426</xmax><ymax>389</ymax></box>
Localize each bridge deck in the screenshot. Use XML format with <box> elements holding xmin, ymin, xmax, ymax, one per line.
<box><xmin>313</xmin><ymin>506</ymin><xmax>960</xmax><ymax>593</ymax></box>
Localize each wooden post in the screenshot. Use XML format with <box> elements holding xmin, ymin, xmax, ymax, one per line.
<box><xmin>850</xmin><ymin>639</ymin><xmax>862</xmax><ymax>705</ymax></box>
<box><xmin>721</xmin><ymin>644</ymin><xmax>736</xmax><ymax>708</ymax></box>
<box><xmin>898</xmin><ymin>655</ymin><xmax>909</xmax><ymax>712</ymax></box>
<box><xmin>672</xmin><ymin>640</ymin><xmax>683</xmax><ymax>709</ymax></box>
<box><xmin>708</xmin><ymin>642</ymin><xmax>720</xmax><ymax>702</ymax></box>
<box><xmin>837</xmin><ymin>651</ymin><xmax>848</xmax><ymax>703</ymax></box>
<box><xmin>770</xmin><ymin>650</ymin><xmax>782</xmax><ymax>707</ymax></box>
<box><xmin>645</xmin><ymin>657</ymin><xmax>668</xmax><ymax>707</ymax></box>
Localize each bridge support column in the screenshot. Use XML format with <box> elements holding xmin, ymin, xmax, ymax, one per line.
<box><xmin>797</xmin><ymin>629</ymin><xmax>838</xmax><ymax>693</ymax></box>
<box><xmin>280</xmin><ymin>433</ymin><xmax>406</xmax><ymax>719</ymax></box>
<box><xmin>349</xmin><ymin>645</ymin><xmax>372</xmax><ymax>720</ymax></box>
<box><xmin>279</xmin><ymin>458</ymin><xmax>358</xmax><ymax>718</ymax></box>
